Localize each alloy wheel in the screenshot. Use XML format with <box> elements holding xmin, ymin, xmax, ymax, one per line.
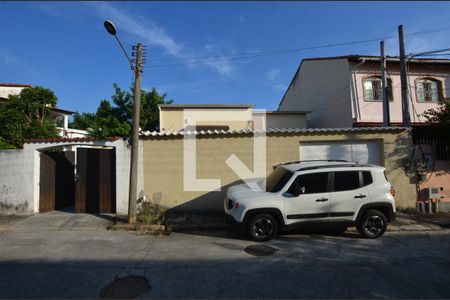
<box><xmin>253</xmin><ymin>218</ymin><xmax>274</xmax><ymax>238</ymax></box>
<box><xmin>364</xmin><ymin>215</ymin><xmax>384</xmax><ymax>236</ymax></box>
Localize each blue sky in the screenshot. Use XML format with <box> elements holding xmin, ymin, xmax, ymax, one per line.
<box><xmin>1</xmin><ymin>1</ymin><xmax>450</xmax><ymax>113</ymax></box>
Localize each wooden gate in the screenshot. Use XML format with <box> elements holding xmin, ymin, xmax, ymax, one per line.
<box><xmin>75</xmin><ymin>148</ymin><xmax>116</xmax><ymax>213</ymax></box>
<box><xmin>39</xmin><ymin>151</ymin><xmax>75</xmax><ymax>212</ymax></box>
<box><xmin>39</xmin><ymin>152</ymin><xmax>56</xmax><ymax>212</ymax></box>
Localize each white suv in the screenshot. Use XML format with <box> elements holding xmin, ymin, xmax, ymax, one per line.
<box><xmin>224</xmin><ymin>160</ymin><xmax>396</xmax><ymax>241</ymax></box>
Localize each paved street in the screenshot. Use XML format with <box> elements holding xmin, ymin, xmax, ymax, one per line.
<box><xmin>1</xmin><ymin>213</ymin><xmax>450</xmax><ymax>298</ymax></box>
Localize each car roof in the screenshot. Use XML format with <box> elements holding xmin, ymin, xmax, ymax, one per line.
<box><xmin>279</xmin><ymin>160</ymin><xmax>383</xmax><ymax>172</ymax></box>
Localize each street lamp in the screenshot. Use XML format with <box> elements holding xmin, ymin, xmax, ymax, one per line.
<box><xmin>104</xmin><ymin>20</ymin><xmax>117</xmax><ymax>35</ymax></box>
<box><xmin>104</xmin><ymin>20</ymin><xmax>144</xmax><ymax>224</ymax></box>
<box><xmin>103</xmin><ymin>20</ymin><xmax>135</xmax><ymax>71</ymax></box>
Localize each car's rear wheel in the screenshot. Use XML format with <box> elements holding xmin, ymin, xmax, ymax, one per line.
<box><xmin>246</xmin><ymin>213</ymin><xmax>278</xmax><ymax>241</ymax></box>
<box><xmin>357</xmin><ymin>209</ymin><xmax>387</xmax><ymax>239</ymax></box>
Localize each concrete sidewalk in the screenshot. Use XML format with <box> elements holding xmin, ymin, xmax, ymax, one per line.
<box><xmin>388</xmin><ymin>212</ymin><xmax>443</xmax><ymax>231</ymax></box>
<box><xmin>1</xmin><ymin>210</ymin><xmax>115</xmax><ymax>231</ymax></box>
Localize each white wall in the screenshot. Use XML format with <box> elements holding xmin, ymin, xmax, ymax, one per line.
<box><xmin>0</xmin><ymin>150</ymin><xmax>35</xmax><ymax>214</ymax></box>
<box><xmin>252</xmin><ymin>112</ymin><xmax>307</xmax><ymax>129</ymax></box>
<box><xmin>278</xmin><ymin>59</ymin><xmax>353</xmax><ymax>128</ymax></box>
<box><xmin>0</xmin><ymin>86</ymin><xmax>26</xmax><ymax>99</ymax></box>
<box><xmin>0</xmin><ymin>139</ymin><xmax>143</xmax><ymax>215</ymax></box>
<box><xmin>266</xmin><ymin>113</ymin><xmax>307</xmax><ymax>129</ymax></box>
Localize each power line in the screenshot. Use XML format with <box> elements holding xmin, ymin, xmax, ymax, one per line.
<box><xmin>410</xmin><ymin>47</ymin><xmax>450</xmax><ymax>57</ymax></box>
<box><xmin>145</xmin><ymin>24</ymin><xmax>450</xmax><ymax>68</ymax></box>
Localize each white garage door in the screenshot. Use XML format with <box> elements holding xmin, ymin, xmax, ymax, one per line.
<box><xmin>300</xmin><ymin>141</ymin><xmax>381</xmax><ymax>165</ymax></box>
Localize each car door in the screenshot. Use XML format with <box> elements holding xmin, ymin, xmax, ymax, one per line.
<box><xmin>283</xmin><ymin>172</ymin><xmax>331</xmax><ymax>225</ymax></box>
<box><xmin>329</xmin><ymin>171</ymin><xmax>370</xmax><ymax>222</ymax></box>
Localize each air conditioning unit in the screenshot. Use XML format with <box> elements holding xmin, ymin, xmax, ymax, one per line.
<box><xmin>424</xmin><ymin>187</ymin><xmax>441</xmax><ymax>199</ymax></box>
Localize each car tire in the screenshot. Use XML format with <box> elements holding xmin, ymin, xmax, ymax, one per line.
<box><xmin>246</xmin><ymin>213</ymin><xmax>278</xmax><ymax>241</ymax></box>
<box><xmin>357</xmin><ymin>209</ymin><xmax>387</xmax><ymax>239</ymax></box>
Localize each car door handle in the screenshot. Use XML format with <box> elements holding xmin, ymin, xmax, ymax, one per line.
<box><xmin>316</xmin><ymin>198</ymin><xmax>328</xmax><ymax>202</ymax></box>
<box><xmin>354</xmin><ymin>194</ymin><xmax>367</xmax><ymax>199</ymax></box>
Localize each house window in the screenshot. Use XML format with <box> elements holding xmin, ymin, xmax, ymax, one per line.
<box><xmin>363</xmin><ymin>76</ymin><xmax>392</xmax><ymax>101</ymax></box>
<box><xmin>416</xmin><ymin>78</ymin><xmax>442</xmax><ymax>103</ymax></box>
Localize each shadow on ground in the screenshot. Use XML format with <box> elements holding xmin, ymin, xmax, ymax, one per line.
<box><xmin>173</xmin><ymin>225</ymin><xmax>363</xmax><ymax>240</ymax></box>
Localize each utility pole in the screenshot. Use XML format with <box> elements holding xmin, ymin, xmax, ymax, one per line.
<box><xmin>380</xmin><ymin>41</ymin><xmax>390</xmax><ymax>127</ymax></box>
<box><xmin>128</xmin><ymin>43</ymin><xmax>143</xmax><ymax>224</ymax></box>
<box><xmin>398</xmin><ymin>25</ymin><xmax>411</xmax><ymax>127</ymax></box>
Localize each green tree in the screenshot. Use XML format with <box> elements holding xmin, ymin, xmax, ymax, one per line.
<box><xmin>70</xmin><ymin>84</ymin><xmax>172</xmax><ymax>138</ymax></box>
<box><xmin>421</xmin><ymin>99</ymin><xmax>450</xmax><ymax>138</ymax></box>
<box><xmin>0</xmin><ymin>86</ymin><xmax>59</xmax><ymax>148</ymax></box>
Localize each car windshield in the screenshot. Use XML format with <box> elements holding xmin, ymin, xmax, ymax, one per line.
<box><xmin>265</xmin><ymin>166</ymin><xmax>293</xmax><ymax>193</ymax></box>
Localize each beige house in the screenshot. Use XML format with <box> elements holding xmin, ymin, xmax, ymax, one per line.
<box><xmin>278</xmin><ymin>55</ymin><xmax>449</xmax><ymax>127</ymax></box>
<box><xmin>158</xmin><ymin>104</ymin><xmax>308</xmax><ymax>132</ymax></box>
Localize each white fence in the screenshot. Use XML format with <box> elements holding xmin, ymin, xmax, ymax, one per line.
<box><xmin>0</xmin><ymin>139</ymin><xmax>143</xmax><ymax>215</ymax></box>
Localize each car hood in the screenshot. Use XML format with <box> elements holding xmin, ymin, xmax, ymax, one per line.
<box><xmin>227</xmin><ymin>183</ymin><xmax>271</xmax><ymax>201</ymax></box>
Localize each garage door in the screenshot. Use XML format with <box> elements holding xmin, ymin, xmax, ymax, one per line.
<box><xmin>300</xmin><ymin>141</ymin><xmax>381</xmax><ymax>165</ymax></box>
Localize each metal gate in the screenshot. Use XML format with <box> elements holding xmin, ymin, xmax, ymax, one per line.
<box><xmin>75</xmin><ymin>148</ymin><xmax>116</xmax><ymax>213</ymax></box>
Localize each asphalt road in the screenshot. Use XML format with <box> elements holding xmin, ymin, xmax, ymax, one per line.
<box><xmin>1</xmin><ymin>214</ymin><xmax>450</xmax><ymax>298</ymax></box>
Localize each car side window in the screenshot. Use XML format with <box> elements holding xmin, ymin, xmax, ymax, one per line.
<box><xmin>293</xmin><ymin>172</ymin><xmax>329</xmax><ymax>195</ymax></box>
<box><xmin>333</xmin><ymin>171</ymin><xmax>360</xmax><ymax>192</ymax></box>
<box><xmin>362</xmin><ymin>171</ymin><xmax>373</xmax><ymax>186</ymax></box>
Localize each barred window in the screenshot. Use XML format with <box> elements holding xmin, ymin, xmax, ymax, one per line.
<box><xmin>416</xmin><ymin>78</ymin><xmax>442</xmax><ymax>103</ymax></box>
<box><xmin>363</xmin><ymin>76</ymin><xmax>393</xmax><ymax>101</ymax></box>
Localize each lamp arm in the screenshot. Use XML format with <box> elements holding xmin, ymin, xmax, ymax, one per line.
<box><xmin>114</xmin><ymin>34</ymin><xmax>135</xmax><ymax>70</ymax></box>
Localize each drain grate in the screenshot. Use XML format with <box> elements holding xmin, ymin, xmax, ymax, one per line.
<box><xmin>244</xmin><ymin>244</ymin><xmax>278</xmax><ymax>256</ymax></box>
<box><xmin>100</xmin><ymin>275</ymin><xmax>151</xmax><ymax>299</ymax></box>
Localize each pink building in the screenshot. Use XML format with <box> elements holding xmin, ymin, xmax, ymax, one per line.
<box><xmin>278</xmin><ymin>55</ymin><xmax>450</xmax><ymax>206</ymax></box>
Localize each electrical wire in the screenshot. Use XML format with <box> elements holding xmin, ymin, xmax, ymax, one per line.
<box><xmin>145</xmin><ymin>24</ymin><xmax>450</xmax><ymax>68</ymax></box>
<box><xmin>405</xmin><ymin>58</ymin><xmax>436</xmax><ymax>184</ymax></box>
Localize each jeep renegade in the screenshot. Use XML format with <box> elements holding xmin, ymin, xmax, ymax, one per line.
<box><xmin>224</xmin><ymin>160</ymin><xmax>396</xmax><ymax>241</ymax></box>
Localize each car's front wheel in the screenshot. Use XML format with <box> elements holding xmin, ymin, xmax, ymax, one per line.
<box><xmin>357</xmin><ymin>209</ymin><xmax>387</xmax><ymax>239</ymax></box>
<box><xmin>246</xmin><ymin>213</ymin><xmax>278</xmax><ymax>241</ymax></box>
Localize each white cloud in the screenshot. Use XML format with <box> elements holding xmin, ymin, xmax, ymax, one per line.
<box><xmin>201</xmin><ymin>43</ymin><xmax>234</xmax><ymax>75</ymax></box>
<box><xmin>87</xmin><ymin>2</ymin><xmax>234</xmax><ymax>76</ymax></box>
<box><xmin>265</xmin><ymin>69</ymin><xmax>281</xmax><ymax>80</ymax></box>
<box><xmin>0</xmin><ymin>47</ymin><xmax>35</xmax><ymax>73</ymax></box>
<box><xmin>272</xmin><ymin>83</ymin><xmax>286</xmax><ymax>92</ymax></box>
<box><xmin>89</xmin><ymin>2</ymin><xmax>181</xmax><ymax>56</ymax></box>
<box><xmin>204</xmin><ymin>44</ymin><xmax>219</xmax><ymax>51</ymax></box>
<box><xmin>384</xmin><ymin>13</ymin><xmax>450</xmax><ymax>56</ymax></box>
<box><xmin>39</xmin><ymin>4</ymin><xmax>62</xmax><ymax>17</ymax></box>
<box><xmin>204</xmin><ymin>59</ymin><xmax>233</xmax><ymax>76</ymax></box>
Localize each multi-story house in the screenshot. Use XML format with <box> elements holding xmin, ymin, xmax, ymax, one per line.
<box><xmin>0</xmin><ymin>83</ymin><xmax>87</xmax><ymax>138</ymax></box>
<box><xmin>278</xmin><ymin>55</ymin><xmax>448</xmax><ymax>128</ymax></box>
<box><xmin>278</xmin><ymin>55</ymin><xmax>450</xmax><ymax>205</ymax></box>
